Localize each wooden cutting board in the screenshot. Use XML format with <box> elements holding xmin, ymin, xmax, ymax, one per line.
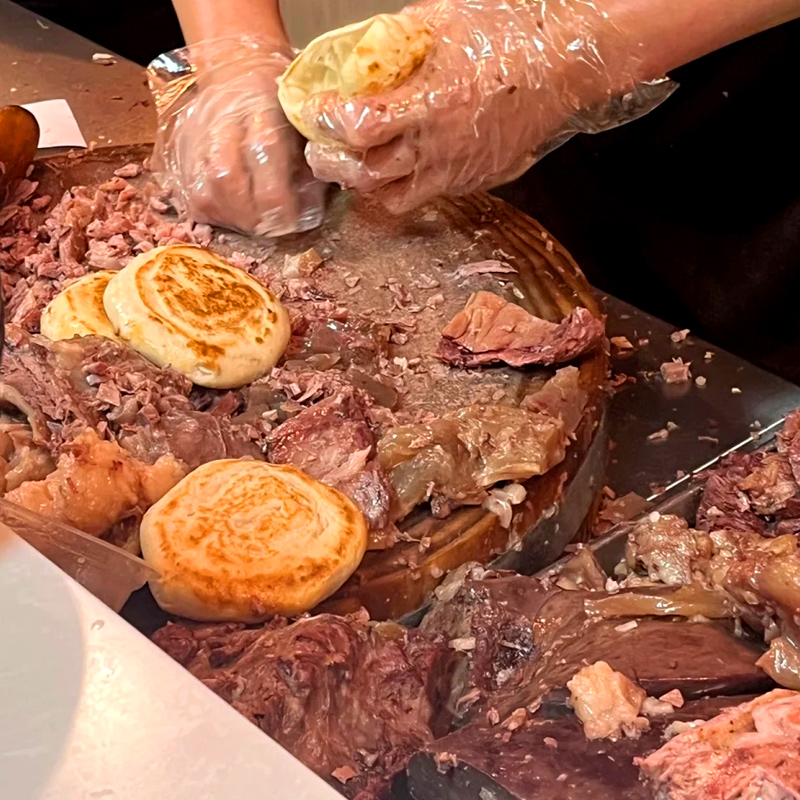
<box><xmin>31</xmin><ymin>144</ymin><xmax>609</xmax><ymax>622</ymax></box>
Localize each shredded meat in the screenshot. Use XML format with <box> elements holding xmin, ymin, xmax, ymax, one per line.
<box><xmin>637</xmin><ymin>690</ymin><xmax>800</xmax><ymax>800</ymax></box>
<box><xmin>436</xmin><ymin>292</ymin><xmax>604</xmax><ymax>368</ymax></box>
<box><xmin>153</xmin><ymin>614</ymin><xmax>453</xmax><ymax>800</ymax></box>
<box><xmin>6</xmin><ymin>428</ymin><xmax>185</xmax><ymax>540</ymax></box>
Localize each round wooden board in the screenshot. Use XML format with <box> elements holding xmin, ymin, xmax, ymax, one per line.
<box><xmin>31</xmin><ymin>145</ymin><xmax>609</xmax><ymax>622</ymax></box>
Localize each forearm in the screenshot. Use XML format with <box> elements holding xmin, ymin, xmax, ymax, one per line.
<box><xmin>608</xmin><ymin>0</ymin><xmax>800</xmax><ymax>79</ymax></box>
<box><xmin>172</xmin><ymin>0</ymin><xmax>287</xmax><ymax>45</ymax></box>
<box><xmin>532</xmin><ymin>0</ymin><xmax>800</xmax><ymax>117</ymax></box>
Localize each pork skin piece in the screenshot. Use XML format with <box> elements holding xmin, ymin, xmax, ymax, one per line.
<box><xmin>6</xmin><ymin>428</ymin><xmax>184</xmax><ymax>539</ymax></box>
<box><xmin>378</xmin><ymin>367</ymin><xmax>586</xmax><ymax>522</ymax></box>
<box><xmin>437</xmin><ymin>292</ymin><xmax>604</xmax><ymax>368</ymax></box>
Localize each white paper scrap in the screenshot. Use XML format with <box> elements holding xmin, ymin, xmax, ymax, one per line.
<box><xmin>21</xmin><ymin>99</ymin><xmax>87</xmax><ymax>149</ymax></box>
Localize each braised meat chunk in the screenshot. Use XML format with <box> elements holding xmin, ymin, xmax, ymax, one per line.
<box><xmin>638</xmin><ymin>690</ymin><xmax>800</xmax><ymax>800</ymax></box>
<box><xmin>154</xmin><ymin>614</ymin><xmax>453</xmax><ymax>800</ymax></box>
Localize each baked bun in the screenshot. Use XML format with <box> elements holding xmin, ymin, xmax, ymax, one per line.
<box><xmin>40</xmin><ymin>271</ymin><xmax>120</xmax><ymax>342</ymax></box>
<box><xmin>278</xmin><ymin>13</ymin><xmax>433</xmax><ymax>144</ymax></box>
<box><xmin>140</xmin><ymin>459</ymin><xmax>368</xmax><ymax>621</ymax></box>
<box><xmin>103</xmin><ymin>244</ymin><xmax>290</xmax><ymax>389</ymax></box>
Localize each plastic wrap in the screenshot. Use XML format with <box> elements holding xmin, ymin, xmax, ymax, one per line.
<box><xmin>147</xmin><ymin>37</ymin><xmax>325</xmax><ymax>237</ymax></box>
<box><xmin>303</xmin><ymin>0</ymin><xmax>676</xmax><ymax>212</ymax></box>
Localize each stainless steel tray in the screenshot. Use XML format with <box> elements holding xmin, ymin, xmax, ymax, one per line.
<box><xmin>542</xmin><ymin>421</ymin><xmax>782</xmax><ymax>580</ymax></box>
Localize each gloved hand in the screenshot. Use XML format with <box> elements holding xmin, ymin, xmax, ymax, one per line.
<box><xmin>304</xmin><ymin>0</ymin><xmax>674</xmax><ymax>213</ymax></box>
<box><xmin>147</xmin><ymin>37</ymin><xmax>325</xmax><ymax>237</ymax></box>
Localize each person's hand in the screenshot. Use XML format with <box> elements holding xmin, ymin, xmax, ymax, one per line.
<box><xmin>304</xmin><ymin>0</ymin><xmax>673</xmax><ymax>213</ymax></box>
<box><xmin>148</xmin><ymin>37</ymin><xmax>325</xmax><ymax>237</ymax></box>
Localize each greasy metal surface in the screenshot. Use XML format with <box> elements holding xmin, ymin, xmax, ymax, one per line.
<box><xmin>0</xmin><ymin>0</ymin><xmax>155</xmax><ymax>153</ymax></box>
<box><xmin>31</xmin><ymin>144</ymin><xmax>608</xmax><ymax>622</ymax></box>
<box><xmin>603</xmin><ymin>294</ymin><xmax>800</xmax><ymax>500</ymax></box>
<box><xmin>544</xmin><ymin>428</ymin><xmax>778</xmax><ymax>579</ymax></box>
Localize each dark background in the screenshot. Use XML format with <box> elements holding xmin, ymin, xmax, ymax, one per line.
<box><xmin>12</xmin><ymin>3</ymin><xmax>800</xmax><ymax>383</ymax></box>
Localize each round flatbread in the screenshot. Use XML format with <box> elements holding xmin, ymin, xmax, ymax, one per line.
<box><xmin>103</xmin><ymin>244</ymin><xmax>290</xmax><ymax>388</ymax></box>
<box><xmin>140</xmin><ymin>459</ymin><xmax>369</xmax><ymax>621</ymax></box>
<box><xmin>278</xmin><ymin>13</ymin><xmax>433</xmax><ymax>143</ymax></box>
<box><xmin>40</xmin><ymin>271</ymin><xmax>119</xmax><ymax>342</ymax></box>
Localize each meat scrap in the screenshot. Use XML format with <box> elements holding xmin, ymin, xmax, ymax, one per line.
<box><xmin>153</xmin><ymin>614</ymin><xmax>453</xmax><ymax>800</ymax></box>
<box><xmin>437</xmin><ymin>291</ymin><xmax>604</xmax><ymax>369</ymax></box>
<box><xmin>637</xmin><ymin>690</ymin><xmax>800</xmax><ymax>800</ymax></box>
<box><xmin>454</xmin><ymin>260</ymin><xmax>517</xmax><ymax>279</ymax></box>
<box><xmin>660</xmin><ymin>358</ymin><xmax>691</xmax><ymax>383</ymax></box>
<box><xmin>567</xmin><ymin>661</ymin><xmax>649</xmax><ymax>741</ymax></box>
<box><xmin>622</xmin><ymin>511</ymin><xmax>800</xmax><ymax>691</ymax></box>
<box><xmin>1</xmin><ymin>166</ymin><xmax>212</xmax><ymax>333</ymax></box>
<box><xmin>0</xmin><ymin>332</ymin><xmax>191</xmax><ymax>450</ymax></box>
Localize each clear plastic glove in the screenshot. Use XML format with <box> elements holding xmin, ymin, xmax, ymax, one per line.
<box><xmin>305</xmin><ymin>0</ymin><xmax>674</xmax><ymax>213</ymax></box>
<box><xmin>147</xmin><ymin>37</ymin><xmax>325</xmax><ymax>237</ymax></box>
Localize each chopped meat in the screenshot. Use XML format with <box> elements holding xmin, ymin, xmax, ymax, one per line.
<box><xmin>0</xmin><ymin>332</ymin><xmax>192</xmax><ymax>450</ymax></box>
<box><xmin>6</xmin><ymin>428</ymin><xmax>185</xmax><ymax>539</ymax></box>
<box><xmin>437</xmin><ymin>292</ymin><xmax>604</xmax><ymax>368</ymax></box>
<box><xmin>637</xmin><ymin>690</ymin><xmax>800</xmax><ymax>800</ymax></box>
<box><xmin>118</xmin><ymin>407</ymin><xmax>266</xmax><ymax>469</ymax></box>
<box><xmin>283</xmin><ymin>247</ymin><xmax>324</xmax><ymax>277</ymax></box>
<box><xmin>567</xmin><ymin>661</ymin><xmax>648</xmax><ymax>741</ymax></box>
<box><xmin>1</xmin><ymin>169</ymin><xmax>213</xmax><ymax>331</ymax></box>
<box><xmin>268</xmin><ymin>388</ymin><xmax>394</xmax><ymax>546</ymax></box>
<box><xmin>285</xmin><ymin>307</ymin><xmax>391</xmax><ymax>369</ymax></box>
<box><xmin>153</xmin><ymin>614</ymin><xmax>453</xmax><ymax>800</ymax></box>
<box><xmin>610</xmin><ymin>335</ymin><xmax>635</xmax><ymax>351</ymax></box>
<box><xmin>696</xmin><ymin>452</ymin><xmax>766</xmax><ymax>534</ymax></box>
<box><xmin>670</xmin><ymin>328</ymin><xmax>690</xmax><ymax>343</ymax></box>
<box><xmin>660</xmin><ymin>358</ymin><xmax>691</xmax><ymax>383</ymax></box>
<box><xmin>379</xmin><ymin>368</ymin><xmax>585</xmax><ymax>521</ymax></box>
<box><xmin>739</xmin><ymin>451</ymin><xmax>799</xmax><ymax>515</ymax></box>
<box><xmin>113</xmin><ymin>163</ymin><xmax>142</xmax><ymax>178</ymax></box>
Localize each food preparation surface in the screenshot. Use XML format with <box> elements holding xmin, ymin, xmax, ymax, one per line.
<box><xmin>26</xmin><ymin>144</ymin><xmax>608</xmax><ymax>622</ymax></box>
